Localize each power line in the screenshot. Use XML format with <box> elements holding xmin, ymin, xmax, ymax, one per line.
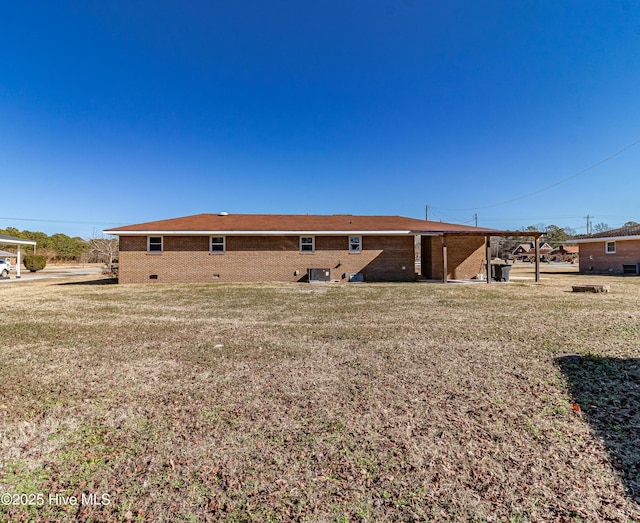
<box><xmin>480</xmin><ymin>215</ymin><xmax>585</xmax><ymax>222</ymax></box>
<box><xmin>0</xmin><ymin>216</ymin><xmax>122</xmax><ymax>226</ymax></box>
<box><xmin>428</xmin><ymin>208</ymin><xmax>461</xmax><ymax>223</ymax></box>
<box><xmin>431</xmin><ymin>138</ymin><xmax>640</xmax><ymax>212</ymax></box>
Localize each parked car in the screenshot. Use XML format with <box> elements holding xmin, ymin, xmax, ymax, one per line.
<box><xmin>0</xmin><ymin>259</ymin><xmax>11</xmax><ymax>277</ymax></box>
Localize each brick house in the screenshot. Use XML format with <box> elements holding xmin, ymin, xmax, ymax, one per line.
<box><xmin>548</xmin><ymin>245</ymin><xmax>579</xmax><ymax>262</ymax></box>
<box><xmin>104</xmin><ymin>213</ymin><xmax>504</xmax><ymax>284</ymax></box>
<box><xmin>512</xmin><ymin>241</ymin><xmax>553</xmax><ymax>261</ymax></box>
<box><xmin>574</xmin><ymin>224</ymin><xmax>640</xmax><ymax>275</ymax></box>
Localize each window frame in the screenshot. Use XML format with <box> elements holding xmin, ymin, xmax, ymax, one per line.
<box><xmin>300</xmin><ymin>236</ymin><xmax>315</xmax><ymax>253</ymax></box>
<box><xmin>210</xmin><ymin>236</ymin><xmax>226</xmax><ymax>253</ymax></box>
<box><xmin>605</xmin><ymin>241</ymin><xmax>616</xmax><ymax>254</ymax></box>
<box><xmin>348</xmin><ymin>235</ymin><xmax>362</xmax><ymax>253</ymax></box>
<box><xmin>147</xmin><ymin>236</ymin><xmax>163</xmax><ymax>253</ymax></box>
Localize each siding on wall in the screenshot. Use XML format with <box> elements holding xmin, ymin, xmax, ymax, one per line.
<box><xmin>579</xmin><ymin>240</ymin><xmax>640</xmax><ymax>274</ymax></box>
<box><xmin>118</xmin><ymin>235</ymin><xmax>416</xmax><ymax>283</ymax></box>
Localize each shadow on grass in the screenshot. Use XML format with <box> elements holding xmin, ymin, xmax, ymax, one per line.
<box><xmin>580</xmin><ymin>274</ymin><xmax>640</xmax><ymax>278</ymax></box>
<box><xmin>57</xmin><ymin>277</ymin><xmax>118</xmax><ymax>286</ymax></box>
<box><xmin>557</xmin><ymin>355</ymin><xmax>640</xmax><ymax>502</ymax></box>
<box><xmin>540</xmin><ymin>270</ymin><xmax>582</xmax><ymax>275</ymax></box>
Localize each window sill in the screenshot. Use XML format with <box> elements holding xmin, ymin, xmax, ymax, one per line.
<box><xmin>146</xmin><ymin>252</ymin><xmax>163</xmax><ymax>255</ymax></box>
<box><xmin>209</xmin><ymin>252</ymin><xmax>226</xmax><ymax>255</ymax></box>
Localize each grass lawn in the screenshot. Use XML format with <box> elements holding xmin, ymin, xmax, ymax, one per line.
<box><xmin>1</xmin><ymin>271</ymin><xmax>639</xmax><ymax>522</ymax></box>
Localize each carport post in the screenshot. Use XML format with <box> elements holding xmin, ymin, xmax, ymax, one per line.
<box><xmin>441</xmin><ymin>235</ymin><xmax>448</xmax><ymax>283</ymax></box>
<box><xmin>485</xmin><ymin>236</ymin><xmax>491</xmax><ymax>284</ymax></box>
<box><xmin>16</xmin><ymin>245</ymin><xmax>21</xmax><ymax>279</ymax></box>
<box><xmin>534</xmin><ymin>238</ymin><xmax>540</xmax><ymax>283</ymax></box>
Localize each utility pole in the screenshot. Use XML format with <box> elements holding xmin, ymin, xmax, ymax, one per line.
<box><xmin>584</xmin><ymin>215</ymin><xmax>593</xmax><ymax>236</ymax></box>
<box><xmin>425</xmin><ymin>205</ymin><xmax>429</xmax><ymax>221</ymax></box>
<box><xmin>474</xmin><ymin>213</ymin><xmax>478</xmax><ymax>227</ymax></box>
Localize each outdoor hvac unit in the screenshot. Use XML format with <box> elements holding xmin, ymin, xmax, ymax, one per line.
<box><xmin>307</xmin><ymin>268</ymin><xmax>331</xmax><ymax>282</ymax></box>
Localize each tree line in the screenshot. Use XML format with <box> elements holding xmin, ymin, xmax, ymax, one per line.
<box><xmin>493</xmin><ymin>222</ymin><xmax>613</xmax><ymax>258</ymax></box>
<box><xmin>518</xmin><ymin>221</ymin><xmax>639</xmax><ymax>244</ymax></box>
<box><xmin>0</xmin><ymin>227</ymin><xmax>117</xmax><ymax>266</ymax></box>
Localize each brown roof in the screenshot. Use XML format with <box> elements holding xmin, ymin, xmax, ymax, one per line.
<box><xmin>587</xmin><ymin>224</ymin><xmax>640</xmax><ymax>239</ymax></box>
<box><xmin>512</xmin><ymin>242</ymin><xmax>553</xmax><ymax>254</ymax></box>
<box><xmin>549</xmin><ymin>245</ymin><xmax>579</xmax><ymax>254</ymax></box>
<box><xmin>572</xmin><ymin>223</ymin><xmax>640</xmax><ymax>243</ymax></box>
<box><xmin>105</xmin><ymin>213</ymin><xmax>500</xmax><ymax>235</ymax></box>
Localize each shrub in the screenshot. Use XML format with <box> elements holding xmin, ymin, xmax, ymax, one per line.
<box><xmin>23</xmin><ymin>254</ymin><xmax>47</xmax><ymax>272</ymax></box>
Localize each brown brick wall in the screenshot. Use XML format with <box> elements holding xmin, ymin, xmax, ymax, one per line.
<box><xmin>420</xmin><ymin>234</ymin><xmax>486</xmax><ymax>280</ymax></box>
<box><xmin>579</xmin><ymin>240</ymin><xmax>640</xmax><ymax>274</ymax></box>
<box><xmin>118</xmin><ymin>235</ymin><xmax>417</xmax><ymax>283</ymax></box>
<box><xmin>445</xmin><ymin>234</ymin><xmax>486</xmax><ymax>280</ymax></box>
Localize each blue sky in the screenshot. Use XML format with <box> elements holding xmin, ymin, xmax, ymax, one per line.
<box><xmin>1</xmin><ymin>1</ymin><xmax>639</xmax><ymax>238</ymax></box>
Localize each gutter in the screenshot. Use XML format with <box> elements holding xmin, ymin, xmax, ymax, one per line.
<box><xmin>104</xmin><ymin>229</ymin><xmax>418</xmax><ymax>236</ymax></box>
<box><xmin>572</xmin><ymin>235</ymin><xmax>640</xmax><ymax>243</ymax></box>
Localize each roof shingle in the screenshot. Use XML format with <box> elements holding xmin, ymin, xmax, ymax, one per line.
<box><xmin>105</xmin><ymin>213</ymin><xmax>500</xmax><ymax>235</ymax></box>
<box><xmin>587</xmin><ymin>224</ymin><xmax>640</xmax><ymax>239</ymax></box>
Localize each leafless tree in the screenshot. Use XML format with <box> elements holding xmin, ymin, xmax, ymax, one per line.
<box><xmin>88</xmin><ymin>235</ymin><xmax>119</xmax><ymax>274</ymax></box>
<box><xmin>593</xmin><ymin>222</ymin><xmax>611</xmax><ymax>233</ymax></box>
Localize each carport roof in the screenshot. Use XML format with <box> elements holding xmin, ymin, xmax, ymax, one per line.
<box><xmin>0</xmin><ymin>234</ymin><xmax>37</xmax><ymax>246</ymax></box>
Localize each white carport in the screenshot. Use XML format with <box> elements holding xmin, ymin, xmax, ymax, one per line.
<box><xmin>0</xmin><ymin>234</ymin><xmax>37</xmax><ymax>279</ymax></box>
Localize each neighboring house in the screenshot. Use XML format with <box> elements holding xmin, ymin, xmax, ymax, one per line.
<box><xmin>512</xmin><ymin>243</ymin><xmax>532</xmax><ymax>259</ymax></box>
<box><xmin>573</xmin><ymin>224</ymin><xmax>640</xmax><ymax>275</ymax></box>
<box><xmin>548</xmin><ymin>245</ymin><xmax>578</xmax><ymax>262</ymax></box>
<box><xmin>104</xmin><ymin>213</ymin><xmax>505</xmax><ymax>284</ymax></box>
<box><xmin>512</xmin><ymin>243</ymin><xmax>529</xmax><ymax>256</ymax></box>
<box><xmin>0</xmin><ymin>249</ymin><xmax>17</xmax><ymax>267</ymax></box>
<box><xmin>512</xmin><ymin>242</ymin><xmax>553</xmax><ymax>261</ymax></box>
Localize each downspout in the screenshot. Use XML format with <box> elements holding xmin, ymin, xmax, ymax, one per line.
<box><xmin>535</xmin><ymin>237</ymin><xmax>540</xmax><ymax>283</ymax></box>
<box><xmin>485</xmin><ymin>236</ymin><xmax>491</xmax><ymax>284</ymax></box>
<box><xmin>442</xmin><ymin>235</ymin><xmax>448</xmax><ymax>283</ymax></box>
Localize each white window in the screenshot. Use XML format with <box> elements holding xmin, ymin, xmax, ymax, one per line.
<box><xmin>349</xmin><ymin>235</ymin><xmax>362</xmax><ymax>253</ymax></box>
<box><xmin>605</xmin><ymin>241</ymin><xmax>616</xmax><ymax>254</ymax></box>
<box><xmin>300</xmin><ymin>236</ymin><xmax>314</xmax><ymax>252</ymax></box>
<box><xmin>147</xmin><ymin>236</ymin><xmax>163</xmax><ymax>253</ymax></box>
<box><xmin>210</xmin><ymin>236</ymin><xmax>225</xmax><ymax>253</ymax></box>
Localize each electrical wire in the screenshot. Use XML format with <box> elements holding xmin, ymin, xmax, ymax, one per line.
<box><xmin>0</xmin><ymin>216</ymin><xmax>122</xmax><ymax>226</ymax></box>
<box><xmin>431</xmin><ymin>139</ymin><xmax>640</xmax><ymax>212</ymax></box>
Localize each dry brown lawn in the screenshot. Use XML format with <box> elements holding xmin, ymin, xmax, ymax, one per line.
<box><xmin>1</xmin><ymin>269</ymin><xmax>639</xmax><ymax>522</ymax></box>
